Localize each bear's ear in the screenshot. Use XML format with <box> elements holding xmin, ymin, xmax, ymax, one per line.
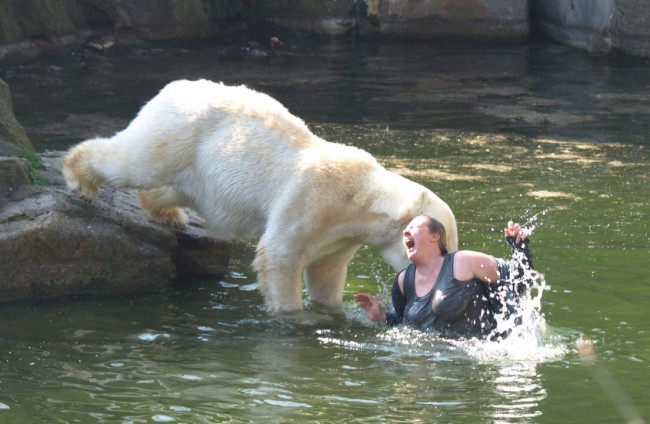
<box><xmin>399</xmin><ymin>190</ymin><xmax>427</xmax><ymax>219</ymax></box>
<box><xmin>392</xmin><ymin>190</ymin><xmax>425</xmax><ymax>236</ymax></box>
<box><xmin>416</xmin><ymin>190</ymin><xmax>429</xmax><ymax>213</ymax></box>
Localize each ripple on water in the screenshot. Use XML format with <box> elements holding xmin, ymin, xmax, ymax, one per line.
<box><xmin>262</xmin><ymin>399</ymin><xmax>312</xmax><ymax>408</ymax></box>
<box><xmin>169</xmin><ymin>405</ymin><xmax>191</xmax><ymax>412</ymax></box>
<box><xmin>152</xmin><ymin>415</ymin><xmax>176</xmax><ymax>422</ymax></box>
<box><xmin>137</xmin><ymin>332</ymin><xmax>171</xmax><ymax>342</ymax></box>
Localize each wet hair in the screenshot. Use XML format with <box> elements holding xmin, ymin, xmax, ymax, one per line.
<box><xmin>421</xmin><ymin>215</ymin><xmax>448</xmax><ymax>255</ymax></box>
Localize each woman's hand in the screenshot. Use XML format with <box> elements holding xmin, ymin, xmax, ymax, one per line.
<box><xmin>504</xmin><ymin>220</ymin><xmax>534</xmax><ymax>269</ymax></box>
<box><xmin>505</xmin><ymin>221</ymin><xmax>529</xmax><ymax>247</ymax></box>
<box><xmin>354</xmin><ymin>293</ymin><xmax>387</xmax><ymax>323</ymax></box>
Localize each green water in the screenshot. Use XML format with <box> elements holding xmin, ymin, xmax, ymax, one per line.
<box><xmin>1</xmin><ymin>40</ymin><xmax>648</xmax><ymax>423</ymax></box>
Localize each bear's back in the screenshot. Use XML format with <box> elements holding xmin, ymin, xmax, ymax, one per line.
<box><xmin>151</xmin><ymin>79</ymin><xmax>315</xmax><ymax>148</ymax></box>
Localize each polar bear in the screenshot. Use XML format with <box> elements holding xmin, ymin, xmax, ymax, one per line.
<box><xmin>62</xmin><ymin>79</ymin><xmax>458</xmax><ymax>313</ymax></box>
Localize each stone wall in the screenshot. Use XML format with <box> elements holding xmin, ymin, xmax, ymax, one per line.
<box><xmin>0</xmin><ymin>0</ymin><xmax>531</xmax><ymax>60</ymax></box>
<box><xmin>610</xmin><ymin>0</ymin><xmax>650</xmax><ymax>57</ymax></box>
<box><xmin>0</xmin><ymin>0</ymin><xmax>223</xmax><ymax>59</ymax></box>
<box><xmin>3</xmin><ymin>0</ymin><xmax>650</xmax><ymax>59</ymax></box>
<box><xmin>531</xmin><ymin>0</ymin><xmax>650</xmax><ymax>57</ymax></box>
<box><xmin>366</xmin><ymin>0</ymin><xmax>529</xmax><ymax>42</ymax></box>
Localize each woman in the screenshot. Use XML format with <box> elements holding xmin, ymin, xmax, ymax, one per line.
<box><xmin>354</xmin><ymin>216</ymin><xmax>535</xmax><ymax>339</ymax></box>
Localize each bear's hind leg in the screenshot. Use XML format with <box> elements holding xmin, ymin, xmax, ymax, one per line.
<box><xmin>304</xmin><ymin>244</ymin><xmax>361</xmax><ymax>309</ymax></box>
<box><xmin>139</xmin><ymin>187</ymin><xmax>190</xmax><ymax>228</ymax></box>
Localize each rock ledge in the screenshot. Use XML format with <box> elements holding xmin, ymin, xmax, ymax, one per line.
<box><xmin>0</xmin><ymin>151</ymin><xmax>232</xmax><ymax>303</ymax></box>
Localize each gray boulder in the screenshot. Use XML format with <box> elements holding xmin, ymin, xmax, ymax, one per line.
<box><xmin>0</xmin><ymin>79</ymin><xmax>34</xmax><ymax>155</ymax></box>
<box><xmin>0</xmin><ymin>156</ymin><xmax>30</xmax><ymax>193</ymax></box>
<box><xmin>0</xmin><ymin>151</ymin><xmax>232</xmax><ymax>303</ymax></box>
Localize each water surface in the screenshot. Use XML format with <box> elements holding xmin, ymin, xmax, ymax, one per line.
<box><xmin>1</xmin><ymin>40</ymin><xmax>648</xmax><ymax>423</ymax></box>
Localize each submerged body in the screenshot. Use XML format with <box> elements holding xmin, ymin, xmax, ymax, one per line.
<box><xmin>390</xmin><ymin>255</ymin><xmax>496</xmax><ymax>338</ymax></box>
<box><xmin>62</xmin><ymin>79</ymin><xmax>458</xmax><ymax>313</ymax></box>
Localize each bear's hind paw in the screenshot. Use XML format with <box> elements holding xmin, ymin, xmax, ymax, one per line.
<box><xmin>144</xmin><ymin>207</ymin><xmax>189</xmax><ymax>229</ymax></box>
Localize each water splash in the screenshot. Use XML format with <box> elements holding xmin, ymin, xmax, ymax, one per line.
<box><xmin>366</xmin><ymin>216</ymin><xmax>568</xmax><ymax>364</ymax></box>
<box><xmin>462</xmin><ymin>218</ymin><xmax>567</xmax><ymax>363</ymax></box>
<box><xmin>373</xmin><ymin>285</ymin><xmax>568</xmax><ymax>364</ymax></box>
<box><xmin>459</xmin><ymin>274</ymin><xmax>567</xmax><ymax>363</ymax></box>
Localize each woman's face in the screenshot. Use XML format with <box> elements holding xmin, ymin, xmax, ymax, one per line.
<box><xmin>402</xmin><ymin>216</ymin><xmax>439</xmax><ymax>260</ymax></box>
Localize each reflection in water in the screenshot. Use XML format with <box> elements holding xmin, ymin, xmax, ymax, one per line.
<box><xmin>317</xmin><ymin>322</ymin><xmax>558</xmax><ymax>423</ymax></box>
<box><xmin>3</xmin><ymin>41</ymin><xmax>650</xmax><ymax>150</ymax></box>
<box><xmin>490</xmin><ymin>362</ymin><xmax>545</xmax><ymax>422</ymax></box>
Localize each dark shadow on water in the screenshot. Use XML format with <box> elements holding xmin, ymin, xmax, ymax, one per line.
<box><xmin>2</xmin><ymin>40</ymin><xmax>650</xmax><ymax>150</ymax></box>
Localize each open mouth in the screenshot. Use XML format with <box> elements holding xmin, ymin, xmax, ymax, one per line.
<box><xmin>405</xmin><ymin>239</ymin><xmax>415</xmax><ymax>250</ymax></box>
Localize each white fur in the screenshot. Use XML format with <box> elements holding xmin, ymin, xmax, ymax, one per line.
<box><xmin>62</xmin><ymin>79</ymin><xmax>458</xmax><ymax>312</ymax></box>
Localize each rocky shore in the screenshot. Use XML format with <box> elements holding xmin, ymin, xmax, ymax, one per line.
<box><xmin>0</xmin><ymin>147</ymin><xmax>233</xmax><ymax>303</ymax></box>
<box><xmin>0</xmin><ymin>78</ymin><xmax>231</xmax><ymax>303</ymax></box>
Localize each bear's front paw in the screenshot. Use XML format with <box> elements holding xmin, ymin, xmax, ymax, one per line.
<box><xmin>62</xmin><ymin>171</ymin><xmax>100</xmax><ymax>202</ymax></box>
<box><xmin>73</xmin><ymin>182</ymin><xmax>100</xmax><ymax>202</ymax></box>
<box><xmin>62</xmin><ymin>146</ymin><xmax>102</xmax><ymax>202</ymax></box>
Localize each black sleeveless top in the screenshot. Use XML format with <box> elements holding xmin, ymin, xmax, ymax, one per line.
<box><xmin>386</xmin><ymin>253</ymin><xmax>496</xmax><ymax>338</ymax></box>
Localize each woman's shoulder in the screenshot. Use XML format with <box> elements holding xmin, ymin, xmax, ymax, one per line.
<box><xmin>452</xmin><ymin>250</ymin><xmax>490</xmax><ymax>270</ymax></box>
<box><xmin>453</xmin><ymin>250</ymin><xmax>492</xmax><ymax>261</ymax></box>
<box><xmin>395</xmin><ymin>263</ymin><xmax>415</xmax><ymax>295</ymax></box>
<box><xmin>452</xmin><ymin>250</ymin><xmax>498</xmax><ymax>282</ymax></box>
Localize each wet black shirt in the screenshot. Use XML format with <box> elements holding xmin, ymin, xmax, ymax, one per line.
<box><xmin>386</xmin><ymin>253</ymin><xmax>496</xmax><ymax>338</ymax></box>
